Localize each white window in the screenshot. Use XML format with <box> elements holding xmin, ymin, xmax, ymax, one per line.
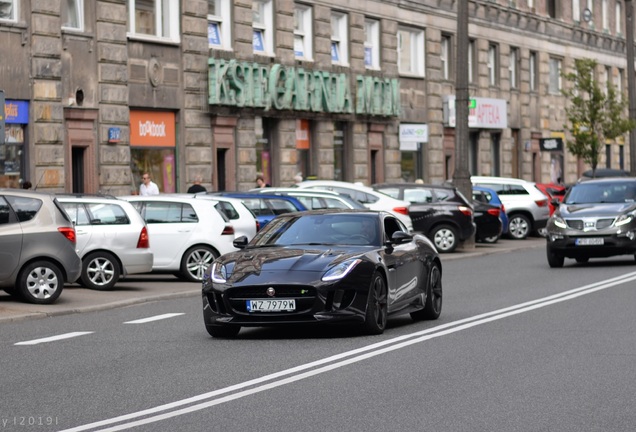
<box><xmin>0</xmin><ymin>0</ymin><xmax>17</xmax><ymax>21</ymax></box>
<box><xmin>616</xmin><ymin>1</ymin><xmax>622</xmax><ymax>34</ymax></box>
<box><xmin>397</xmin><ymin>26</ymin><xmax>425</xmax><ymax>76</ymax></box>
<box><xmin>331</xmin><ymin>12</ymin><xmax>349</xmax><ymax>66</ymax></box>
<box><xmin>616</xmin><ymin>68</ymin><xmax>624</xmax><ymax>94</ymax></box>
<box><xmin>529</xmin><ymin>51</ymin><xmax>537</xmax><ymax>92</ymax></box>
<box><xmin>509</xmin><ymin>47</ymin><xmax>518</xmax><ymax>88</ymax></box>
<box><xmin>468</xmin><ymin>39</ymin><xmax>475</xmax><ymax>84</ymax></box>
<box><xmin>528</xmin><ymin>0</ymin><xmax>534</xmax><ymax>8</ymax></box>
<box><xmin>573</xmin><ymin>0</ymin><xmax>581</xmax><ymax>21</ymax></box>
<box><xmin>208</xmin><ymin>0</ymin><xmax>232</xmax><ymax>50</ymax></box>
<box><xmin>62</xmin><ymin>0</ymin><xmax>83</xmax><ymax>30</ymax></box>
<box><xmin>128</xmin><ymin>0</ymin><xmax>180</xmax><ymax>42</ymax></box>
<box><xmin>587</xmin><ymin>0</ymin><xmax>594</xmax><ymax>19</ymax></box>
<box><xmin>364</xmin><ymin>18</ymin><xmax>380</xmax><ymax>69</ymax></box>
<box><xmin>602</xmin><ymin>0</ymin><xmax>608</xmax><ymax>30</ymax></box>
<box><xmin>253</xmin><ymin>0</ymin><xmax>274</xmax><ymax>55</ymax></box>
<box><xmin>487</xmin><ymin>44</ymin><xmax>498</xmax><ymax>86</ymax></box>
<box><xmin>441</xmin><ymin>35</ymin><xmax>451</xmax><ymax>80</ymax></box>
<box><xmin>294</xmin><ymin>4</ymin><xmax>313</xmax><ymax>60</ymax></box>
<box><xmin>549</xmin><ymin>57</ymin><xmax>562</xmax><ymax>93</ymax></box>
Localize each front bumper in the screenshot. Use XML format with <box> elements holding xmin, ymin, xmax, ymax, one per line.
<box><xmin>546</xmin><ymin>231</ymin><xmax>636</xmax><ymax>258</ymax></box>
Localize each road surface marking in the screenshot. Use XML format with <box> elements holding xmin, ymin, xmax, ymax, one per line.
<box><xmin>14</xmin><ymin>331</ymin><xmax>94</xmax><ymax>346</ymax></box>
<box><xmin>123</xmin><ymin>313</ymin><xmax>185</xmax><ymax>324</ymax></box>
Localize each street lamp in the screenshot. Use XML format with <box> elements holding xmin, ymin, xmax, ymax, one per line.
<box><xmin>626</xmin><ymin>0</ymin><xmax>636</xmax><ymax>174</ymax></box>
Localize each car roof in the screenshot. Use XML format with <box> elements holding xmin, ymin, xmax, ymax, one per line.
<box><xmin>296</xmin><ymin>180</ymin><xmax>375</xmax><ymax>191</ymax></box>
<box><xmin>373</xmin><ymin>182</ymin><xmax>455</xmax><ymax>190</ymax></box>
<box><xmin>573</xmin><ymin>177</ymin><xmax>636</xmax><ymax>184</ymax></box>
<box><xmin>471</xmin><ymin>176</ymin><xmax>535</xmax><ymax>185</ymax></box>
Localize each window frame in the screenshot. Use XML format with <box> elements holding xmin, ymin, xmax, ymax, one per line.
<box><xmin>331</xmin><ymin>11</ymin><xmax>349</xmax><ymax>66</ymax></box>
<box><xmin>441</xmin><ymin>34</ymin><xmax>452</xmax><ymax>80</ymax></box>
<box><xmin>468</xmin><ymin>39</ymin><xmax>476</xmax><ymax>84</ymax></box>
<box><xmin>397</xmin><ymin>26</ymin><xmax>425</xmax><ymax>77</ymax></box>
<box><xmin>128</xmin><ymin>0</ymin><xmax>181</xmax><ymax>43</ymax></box>
<box><xmin>0</xmin><ymin>0</ymin><xmax>18</xmax><ymax>22</ymax></box>
<box><xmin>253</xmin><ymin>0</ymin><xmax>274</xmax><ymax>56</ymax></box>
<box><xmin>573</xmin><ymin>0</ymin><xmax>581</xmax><ymax>22</ymax></box>
<box><xmin>549</xmin><ymin>57</ymin><xmax>563</xmax><ymax>94</ymax></box>
<box><xmin>602</xmin><ymin>0</ymin><xmax>608</xmax><ymax>30</ymax></box>
<box><xmin>529</xmin><ymin>51</ymin><xmax>538</xmax><ymax>92</ymax></box>
<box><xmin>62</xmin><ymin>0</ymin><xmax>84</xmax><ymax>31</ymax></box>
<box><xmin>487</xmin><ymin>43</ymin><xmax>499</xmax><ymax>86</ymax></box>
<box><xmin>509</xmin><ymin>47</ymin><xmax>519</xmax><ymax>89</ymax></box>
<box><xmin>364</xmin><ymin>18</ymin><xmax>380</xmax><ymax>70</ymax></box>
<box><xmin>208</xmin><ymin>0</ymin><xmax>232</xmax><ymax>50</ymax></box>
<box><xmin>294</xmin><ymin>3</ymin><xmax>313</xmax><ymax>61</ymax></box>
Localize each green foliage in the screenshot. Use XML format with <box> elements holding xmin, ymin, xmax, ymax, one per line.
<box><xmin>561</xmin><ymin>58</ymin><xmax>635</xmax><ymax>175</ymax></box>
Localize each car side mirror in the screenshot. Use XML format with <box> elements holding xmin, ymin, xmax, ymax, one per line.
<box><xmin>233</xmin><ymin>235</ymin><xmax>248</xmax><ymax>249</ymax></box>
<box><xmin>550</xmin><ymin>197</ymin><xmax>560</xmax><ymax>207</ymax></box>
<box><xmin>390</xmin><ymin>231</ymin><xmax>412</xmax><ymax>245</ymax></box>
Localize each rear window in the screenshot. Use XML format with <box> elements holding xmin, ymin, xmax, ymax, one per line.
<box><xmin>143</xmin><ymin>202</ymin><xmax>199</xmax><ymax>223</ymax></box>
<box><xmin>5</xmin><ymin>196</ymin><xmax>42</xmax><ymax>222</ymax></box>
<box><xmin>0</xmin><ymin>197</ymin><xmax>13</xmax><ymax>225</ymax></box>
<box><xmin>87</xmin><ymin>203</ymin><xmax>130</xmax><ymax>225</ymax></box>
<box><xmin>269</xmin><ymin>199</ymin><xmax>299</xmax><ymax>215</ymax></box>
<box><xmin>215</xmin><ymin>201</ymin><xmax>239</xmax><ymax>220</ymax></box>
<box><xmin>404</xmin><ymin>188</ymin><xmax>432</xmax><ymax>204</ymax></box>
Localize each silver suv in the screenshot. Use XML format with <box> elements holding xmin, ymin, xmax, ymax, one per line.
<box><xmin>471</xmin><ymin>176</ymin><xmax>550</xmax><ymax>240</ymax></box>
<box><xmin>57</xmin><ymin>195</ymin><xmax>153</xmax><ymax>290</ymax></box>
<box><xmin>0</xmin><ymin>189</ymin><xmax>81</xmax><ymax>304</ymax></box>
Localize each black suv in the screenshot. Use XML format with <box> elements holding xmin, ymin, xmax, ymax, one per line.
<box><xmin>373</xmin><ymin>183</ymin><xmax>475</xmax><ymax>252</ymax></box>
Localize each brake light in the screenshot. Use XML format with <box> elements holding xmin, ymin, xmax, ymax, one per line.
<box><xmin>58</xmin><ymin>227</ymin><xmax>76</xmax><ymax>244</ymax></box>
<box><xmin>535</xmin><ymin>199</ymin><xmax>548</xmax><ymax>207</ymax></box>
<box><xmin>222</xmin><ymin>225</ymin><xmax>235</xmax><ymax>235</ymax></box>
<box><xmin>487</xmin><ymin>208</ymin><xmax>500</xmax><ymax>217</ymax></box>
<box><xmin>137</xmin><ymin>226</ymin><xmax>149</xmax><ymax>248</ymax></box>
<box><xmin>393</xmin><ymin>206</ymin><xmax>409</xmax><ymax>216</ymax></box>
<box><xmin>458</xmin><ymin>205</ymin><xmax>473</xmax><ymax>216</ymax></box>
<box><xmin>500</xmin><ymin>204</ymin><xmax>506</xmax><ymax>213</ymax></box>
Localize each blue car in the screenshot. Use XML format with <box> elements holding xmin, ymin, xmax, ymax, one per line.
<box><xmin>472</xmin><ymin>186</ymin><xmax>509</xmax><ymax>241</ymax></box>
<box><xmin>207</xmin><ymin>192</ymin><xmax>307</xmax><ymax>230</ymax></box>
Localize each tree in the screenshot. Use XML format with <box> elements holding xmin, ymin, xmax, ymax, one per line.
<box><xmin>561</xmin><ymin>58</ymin><xmax>636</xmax><ymax>177</ymax></box>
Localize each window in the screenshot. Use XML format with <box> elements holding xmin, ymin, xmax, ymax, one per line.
<box><xmin>616</xmin><ymin>68</ymin><xmax>624</xmax><ymax>94</ymax></box>
<box><xmin>616</xmin><ymin>1</ymin><xmax>622</xmax><ymax>34</ymax></box>
<box><xmin>529</xmin><ymin>51</ymin><xmax>538</xmax><ymax>92</ymax></box>
<box><xmin>331</xmin><ymin>12</ymin><xmax>349</xmax><ymax>65</ymax></box>
<box><xmin>468</xmin><ymin>39</ymin><xmax>476</xmax><ymax>84</ymax></box>
<box><xmin>294</xmin><ymin>4</ymin><xmax>313</xmax><ymax>60</ymax></box>
<box><xmin>364</xmin><ymin>18</ymin><xmax>380</xmax><ymax>69</ymax></box>
<box><xmin>441</xmin><ymin>34</ymin><xmax>451</xmax><ymax>80</ymax></box>
<box><xmin>587</xmin><ymin>0</ymin><xmax>594</xmax><ymax>22</ymax></box>
<box><xmin>573</xmin><ymin>0</ymin><xmax>581</xmax><ymax>21</ymax></box>
<box><xmin>487</xmin><ymin>43</ymin><xmax>498</xmax><ymax>86</ymax></box>
<box><xmin>208</xmin><ymin>0</ymin><xmax>231</xmax><ymax>50</ymax></box>
<box><xmin>253</xmin><ymin>0</ymin><xmax>274</xmax><ymax>55</ymax></box>
<box><xmin>397</xmin><ymin>26</ymin><xmax>425</xmax><ymax>76</ymax></box>
<box><xmin>62</xmin><ymin>0</ymin><xmax>83</xmax><ymax>30</ymax></box>
<box><xmin>547</xmin><ymin>0</ymin><xmax>557</xmax><ymax>18</ymax></box>
<box><xmin>602</xmin><ymin>0</ymin><xmax>608</xmax><ymax>30</ymax></box>
<box><xmin>0</xmin><ymin>0</ymin><xmax>17</xmax><ymax>21</ymax></box>
<box><xmin>509</xmin><ymin>47</ymin><xmax>519</xmax><ymax>89</ymax></box>
<box><xmin>128</xmin><ymin>0</ymin><xmax>180</xmax><ymax>42</ymax></box>
<box><xmin>604</xmin><ymin>66</ymin><xmax>611</xmax><ymax>95</ymax></box>
<box><xmin>528</xmin><ymin>0</ymin><xmax>534</xmax><ymax>8</ymax></box>
<box><xmin>549</xmin><ymin>57</ymin><xmax>562</xmax><ymax>93</ymax></box>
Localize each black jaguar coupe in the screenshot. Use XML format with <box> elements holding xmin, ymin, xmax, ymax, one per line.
<box><xmin>202</xmin><ymin>209</ymin><xmax>442</xmax><ymax>338</ymax></box>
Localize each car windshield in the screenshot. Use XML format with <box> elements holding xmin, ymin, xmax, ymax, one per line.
<box><xmin>250</xmin><ymin>214</ymin><xmax>381</xmax><ymax>247</ymax></box>
<box><xmin>565</xmin><ymin>182</ymin><xmax>636</xmax><ymax>204</ymax></box>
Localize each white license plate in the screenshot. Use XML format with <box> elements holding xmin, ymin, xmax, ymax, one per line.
<box><xmin>575</xmin><ymin>238</ymin><xmax>604</xmax><ymax>246</ymax></box>
<box><xmin>247</xmin><ymin>299</ymin><xmax>296</xmax><ymax>312</ymax></box>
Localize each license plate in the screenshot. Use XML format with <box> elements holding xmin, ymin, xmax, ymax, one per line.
<box><xmin>575</xmin><ymin>238</ymin><xmax>604</xmax><ymax>246</ymax></box>
<box><xmin>247</xmin><ymin>299</ymin><xmax>296</xmax><ymax>312</ymax></box>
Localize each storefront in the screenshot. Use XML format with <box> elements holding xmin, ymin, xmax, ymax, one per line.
<box><xmin>1</xmin><ymin>99</ymin><xmax>29</xmax><ymax>189</ymax></box>
<box><xmin>399</xmin><ymin>123</ymin><xmax>427</xmax><ymax>182</ymax></box>
<box><xmin>540</xmin><ymin>135</ymin><xmax>564</xmax><ymax>184</ymax></box>
<box><xmin>129</xmin><ymin>110</ymin><xmax>177</xmax><ymax>193</ymax></box>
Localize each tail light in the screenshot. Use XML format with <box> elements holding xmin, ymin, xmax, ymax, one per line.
<box><xmin>535</xmin><ymin>199</ymin><xmax>548</xmax><ymax>207</ymax></box>
<box><xmin>137</xmin><ymin>226</ymin><xmax>149</xmax><ymax>248</ymax></box>
<box><xmin>487</xmin><ymin>208</ymin><xmax>500</xmax><ymax>217</ymax></box>
<box><xmin>458</xmin><ymin>206</ymin><xmax>473</xmax><ymax>217</ymax></box>
<box><xmin>393</xmin><ymin>206</ymin><xmax>409</xmax><ymax>216</ymax></box>
<box><xmin>58</xmin><ymin>227</ymin><xmax>76</xmax><ymax>244</ymax></box>
<box><xmin>222</xmin><ymin>224</ymin><xmax>235</xmax><ymax>235</ymax></box>
<box><xmin>500</xmin><ymin>204</ymin><xmax>506</xmax><ymax>213</ymax></box>
<box><xmin>255</xmin><ymin>220</ymin><xmax>261</xmax><ymax>232</ymax></box>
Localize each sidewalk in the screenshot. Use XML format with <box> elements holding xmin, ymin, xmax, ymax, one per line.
<box><xmin>0</xmin><ymin>237</ymin><xmax>546</xmax><ymax>324</ymax></box>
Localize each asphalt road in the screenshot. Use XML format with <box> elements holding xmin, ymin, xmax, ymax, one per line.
<box><xmin>2</xmin><ymin>237</ymin><xmax>636</xmax><ymax>432</ymax></box>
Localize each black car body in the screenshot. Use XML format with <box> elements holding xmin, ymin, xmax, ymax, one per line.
<box><xmin>372</xmin><ymin>183</ymin><xmax>475</xmax><ymax>253</ymax></box>
<box><xmin>545</xmin><ymin>178</ymin><xmax>636</xmax><ymax>267</ymax></box>
<box><xmin>202</xmin><ymin>210</ymin><xmax>442</xmax><ymax>337</ymax></box>
<box><xmin>472</xmin><ymin>200</ymin><xmax>503</xmax><ymax>242</ymax></box>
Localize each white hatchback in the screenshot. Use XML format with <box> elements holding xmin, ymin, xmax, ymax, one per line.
<box><xmin>121</xmin><ymin>195</ymin><xmax>237</xmax><ymax>282</ymax></box>
<box><xmin>57</xmin><ymin>195</ymin><xmax>153</xmax><ymax>290</ymax></box>
<box><xmin>294</xmin><ymin>180</ymin><xmax>414</xmax><ymax>232</ymax></box>
<box><xmin>193</xmin><ymin>194</ymin><xmax>259</xmax><ymax>240</ymax></box>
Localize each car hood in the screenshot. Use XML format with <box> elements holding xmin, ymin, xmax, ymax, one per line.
<box><xmin>559</xmin><ymin>202</ymin><xmax>636</xmax><ymax>218</ymax></box>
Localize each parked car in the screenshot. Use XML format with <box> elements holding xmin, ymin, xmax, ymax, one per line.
<box><xmin>372</xmin><ymin>182</ymin><xmax>474</xmax><ymax>253</ymax></box>
<box><xmin>472</xmin><ymin>185</ymin><xmax>509</xmax><ymax>243</ymax></box>
<box><xmin>249</xmin><ymin>187</ymin><xmax>367</xmax><ymax>210</ymax></box>
<box><xmin>294</xmin><ymin>180</ymin><xmax>414</xmax><ymax>232</ymax></box>
<box><xmin>208</xmin><ymin>192</ymin><xmax>307</xmax><ymax>229</ymax></box>
<box><xmin>472</xmin><ymin>200</ymin><xmax>503</xmax><ymax>243</ymax></box>
<box><xmin>57</xmin><ymin>194</ymin><xmax>152</xmax><ymax>290</ymax></box>
<box><xmin>536</xmin><ymin>183</ymin><xmax>567</xmax><ymax>216</ymax></box>
<box><xmin>191</xmin><ymin>195</ymin><xmax>259</xmax><ymax>241</ymax></box>
<box><xmin>120</xmin><ymin>195</ymin><xmax>237</xmax><ymax>282</ymax></box>
<box><xmin>0</xmin><ymin>189</ymin><xmax>81</xmax><ymax>304</ymax></box>
<box><xmin>202</xmin><ymin>209</ymin><xmax>442</xmax><ymax>338</ymax></box>
<box><xmin>546</xmin><ymin>178</ymin><xmax>636</xmax><ymax>267</ymax></box>
<box><xmin>471</xmin><ymin>176</ymin><xmax>550</xmax><ymax>240</ymax></box>
<box><xmin>578</xmin><ymin>168</ymin><xmax>630</xmax><ymax>182</ymax></box>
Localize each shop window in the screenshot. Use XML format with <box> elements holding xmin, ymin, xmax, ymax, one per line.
<box><xmin>549</xmin><ymin>57</ymin><xmax>562</xmax><ymax>94</ymax></box>
<box><xmin>253</xmin><ymin>0</ymin><xmax>273</xmax><ymax>55</ymax></box>
<box><xmin>255</xmin><ymin>117</ymin><xmax>273</xmax><ymax>185</ymax></box>
<box><xmin>128</xmin><ymin>0</ymin><xmax>180</xmax><ymax>42</ymax></box>
<box><xmin>208</xmin><ymin>0</ymin><xmax>232</xmax><ymax>50</ymax></box>
<box><xmin>294</xmin><ymin>3</ymin><xmax>313</xmax><ymax>60</ymax></box>
<box><xmin>331</xmin><ymin>12</ymin><xmax>349</xmax><ymax>66</ymax></box>
<box><xmin>397</xmin><ymin>26</ymin><xmax>425</xmax><ymax>77</ymax></box>
<box><xmin>364</xmin><ymin>18</ymin><xmax>380</xmax><ymax>69</ymax></box>
<box><xmin>62</xmin><ymin>0</ymin><xmax>83</xmax><ymax>30</ymax></box>
<box><xmin>0</xmin><ymin>125</ymin><xmax>25</xmax><ymax>190</ymax></box>
<box><xmin>0</xmin><ymin>0</ymin><xmax>16</xmax><ymax>21</ymax></box>
<box><xmin>296</xmin><ymin>119</ymin><xmax>311</xmax><ymax>181</ymax></box>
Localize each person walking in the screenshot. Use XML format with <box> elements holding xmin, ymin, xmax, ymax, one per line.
<box><xmin>187</xmin><ymin>176</ymin><xmax>207</xmax><ymax>193</ymax></box>
<box><xmin>255</xmin><ymin>173</ymin><xmax>270</xmax><ymax>188</ymax></box>
<box><xmin>139</xmin><ymin>172</ymin><xmax>160</xmax><ymax>196</ymax></box>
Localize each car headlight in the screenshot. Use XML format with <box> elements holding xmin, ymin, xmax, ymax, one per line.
<box><xmin>322</xmin><ymin>259</ymin><xmax>361</xmax><ymax>282</ymax></box>
<box><xmin>552</xmin><ymin>216</ymin><xmax>567</xmax><ymax>229</ymax></box>
<box><xmin>615</xmin><ymin>214</ymin><xmax>634</xmax><ymax>227</ymax></box>
<box><xmin>211</xmin><ymin>262</ymin><xmax>227</xmax><ymax>283</ymax></box>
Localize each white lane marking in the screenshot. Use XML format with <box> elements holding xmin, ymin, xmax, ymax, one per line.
<box><xmin>123</xmin><ymin>313</ymin><xmax>185</xmax><ymax>324</ymax></box>
<box><xmin>61</xmin><ymin>271</ymin><xmax>636</xmax><ymax>432</ymax></box>
<box><xmin>14</xmin><ymin>332</ymin><xmax>94</xmax><ymax>346</ymax></box>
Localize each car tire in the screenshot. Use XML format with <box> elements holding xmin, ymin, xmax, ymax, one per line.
<box><xmin>547</xmin><ymin>247</ymin><xmax>564</xmax><ymax>268</ymax></box>
<box><xmin>81</xmin><ymin>251</ymin><xmax>120</xmax><ymax>291</ymax></box>
<box><xmin>362</xmin><ymin>271</ymin><xmax>388</xmax><ymax>335</ymax></box>
<box><xmin>180</xmin><ymin>246</ymin><xmax>219</xmax><ymax>282</ymax></box>
<box><xmin>411</xmin><ymin>262</ymin><xmax>442</xmax><ymax>321</ymax></box>
<box><xmin>482</xmin><ymin>235</ymin><xmax>500</xmax><ymax>244</ymax></box>
<box><xmin>16</xmin><ymin>260</ymin><xmax>64</xmax><ymax>304</ymax></box>
<box><xmin>206</xmin><ymin>325</ymin><xmax>241</xmax><ymax>338</ymax></box>
<box><xmin>575</xmin><ymin>257</ymin><xmax>589</xmax><ymax>264</ymax></box>
<box><xmin>431</xmin><ymin>225</ymin><xmax>458</xmax><ymax>253</ymax></box>
<box><xmin>507</xmin><ymin>214</ymin><xmax>531</xmax><ymax>240</ymax></box>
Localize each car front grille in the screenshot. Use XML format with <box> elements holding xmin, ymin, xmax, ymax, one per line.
<box><xmin>226</xmin><ymin>285</ymin><xmax>317</xmax><ymax>314</ymax></box>
<box><xmin>566</xmin><ymin>218</ymin><xmax>616</xmax><ymax>230</ymax></box>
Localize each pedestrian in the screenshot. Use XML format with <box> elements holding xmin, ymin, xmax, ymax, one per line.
<box><xmin>187</xmin><ymin>176</ymin><xmax>207</xmax><ymax>193</ymax></box>
<box><xmin>255</xmin><ymin>173</ymin><xmax>270</xmax><ymax>188</ymax></box>
<box><xmin>293</xmin><ymin>173</ymin><xmax>303</xmax><ymax>185</ymax></box>
<box><xmin>139</xmin><ymin>172</ymin><xmax>160</xmax><ymax>196</ymax></box>
<box><xmin>22</xmin><ymin>181</ymin><xmax>32</xmax><ymax>190</ymax></box>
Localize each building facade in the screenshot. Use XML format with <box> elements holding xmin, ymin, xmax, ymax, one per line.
<box><xmin>0</xmin><ymin>0</ymin><xmax>631</xmax><ymax>193</ymax></box>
